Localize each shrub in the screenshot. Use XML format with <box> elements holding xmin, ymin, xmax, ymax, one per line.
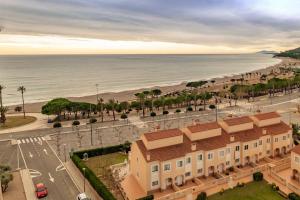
<box><xmin>120</xmin><ymin>113</ymin><xmax>128</xmax><ymax>120</ymax></box>
<box><xmin>228</xmin><ymin>166</ymin><xmax>234</xmax><ymax>172</ymax></box>
<box><xmin>253</xmin><ymin>172</ymin><xmax>263</xmax><ymax>181</ymax></box>
<box><xmin>14</xmin><ymin>106</ymin><xmax>22</xmax><ymax>112</ymax></box>
<box><xmin>137</xmin><ymin>195</ymin><xmax>154</xmax><ymax>200</ymax></box>
<box><xmin>198</xmin><ymin>108</ymin><xmax>204</xmax><ymax>111</ymax></box>
<box><xmin>288</xmin><ymin>192</ymin><xmax>300</xmax><ymax>200</ymax></box>
<box><xmin>72</xmin><ymin>120</ymin><xmax>80</xmax><ymax>126</ymax></box>
<box><xmin>209</xmin><ymin>104</ymin><xmax>216</xmax><ymax>109</ymax></box>
<box><xmin>219</xmin><ymin>188</ymin><xmax>225</xmax><ymax>195</ymax></box>
<box><xmin>53</xmin><ymin>122</ymin><xmax>62</xmax><ymax>128</ymax></box>
<box><xmin>196</xmin><ymin>192</ymin><xmax>207</xmax><ymax>200</ymax></box>
<box><xmin>187</xmin><ymin>106</ymin><xmax>193</xmax><ymax>112</ymax></box>
<box><xmin>163</xmin><ymin>110</ymin><xmax>169</xmax><ymax>115</ymax></box>
<box><xmin>150</xmin><ymin>112</ymin><xmax>156</xmax><ymax>117</ymax></box>
<box><xmin>89</xmin><ymin>118</ymin><xmax>97</xmax><ymax>123</ymax></box>
<box><xmin>175</xmin><ymin>109</ymin><xmax>181</xmax><ymax>113</ymax></box>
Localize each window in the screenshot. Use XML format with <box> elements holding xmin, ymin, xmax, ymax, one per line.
<box><xmin>266</xmin><ymin>150</ymin><xmax>270</xmax><ymax>154</ymax></box>
<box><xmin>219</xmin><ymin>150</ymin><xmax>225</xmax><ymax>157</ymax></box>
<box><xmin>186</xmin><ymin>157</ymin><xmax>191</xmax><ymax>164</ymax></box>
<box><xmin>152</xmin><ymin>181</ymin><xmax>159</xmax><ymax>186</ymax></box>
<box><xmin>253</xmin><ymin>143</ymin><xmax>257</xmax><ymax>148</ymax></box>
<box><xmin>208</xmin><ymin>153</ymin><xmax>213</xmax><ymax>160</ymax></box>
<box><xmin>267</xmin><ymin>138</ymin><xmax>271</xmax><ymax>143</ymax></box>
<box><xmin>288</xmin><ymin>134</ymin><xmax>290</xmax><ymax>138</ymax></box>
<box><xmin>198</xmin><ymin>154</ymin><xmax>203</xmax><ymax>161</ymax></box>
<box><xmin>164</xmin><ymin>164</ymin><xmax>171</xmax><ymax>171</ymax></box>
<box><xmin>275</xmin><ymin>138</ymin><xmax>278</xmax><ymax>142</ymax></box>
<box><xmin>295</xmin><ymin>156</ymin><xmax>299</xmax><ymax>163</ymax></box>
<box><xmin>235</xmin><ymin>146</ymin><xmax>240</xmax><ymax>151</ymax></box>
<box><xmin>152</xmin><ymin>165</ymin><xmax>158</xmax><ymax>172</ymax></box>
<box><xmin>259</xmin><ymin>140</ymin><xmax>262</xmax><ymax>145</ymax></box>
<box><xmin>235</xmin><ymin>158</ymin><xmax>240</xmax><ymax>163</ymax></box>
<box><xmin>226</xmin><ymin>161</ymin><xmax>230</xmax><ymax>166</ymax></box>
<box><xmin>244</xmin><ymin>145</ymin><xmax>249</xmax><ymax>150</ymax></box>
<box><xmin>283</xmin><ymin>136</ymin><xmax>286</xmax><ymax>140</ymax></box>
<box><xmin>177</xmin><ymin>160</ymin><xmax>184</xmax><ymax>168</ymax></box>
<box><xmin>185</xmin><ymin>172</ymin><xmax>191</xmax><ymax>177</ymax></box>
<box><xmin>197</xmin><ymin>168</ymin><xmax>203</xmax><ymax>174</ymax></box>
<box><xmin>137</xmin><ymin>172</ymin><xmax>139</xmax><ymax>177</ymax></box>
<box><xmin>226</xmin><ymin>148</ymin><xmax>231</xmax><ymax>154</ymax></box>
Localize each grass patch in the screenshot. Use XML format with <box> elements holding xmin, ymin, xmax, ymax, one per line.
<box><xmin>208</xmin><ymin>181</ymin><xmax>284</xmax><ymax>200</ymax></box>
<box><xmin>84</xmin><ymin>152</ymin><xmax>128</xmax><ymax>176</ymax></box>
<box><xmin>0</xmin><ymin>116</ymin><xmax>37</xmax><ymax>130</ymax></box>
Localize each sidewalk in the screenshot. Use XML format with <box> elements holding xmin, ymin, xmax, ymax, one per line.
<box><xmin>65</xmin><ymin>160</ymin><xmax>102</xmax><ymax>200</ymax></box>
<box><xmin>19</xmin><ymin>169</ymin><xmax>37</xmax><ymax>200</ymax></box>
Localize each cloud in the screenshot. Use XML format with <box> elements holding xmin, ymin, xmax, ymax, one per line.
<box><xmin>0</xmin><ymin>0</ymin><xmax>300</xmax><ymax>53</ymax></box>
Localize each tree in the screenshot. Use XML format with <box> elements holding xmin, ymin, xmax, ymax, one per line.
<box><xmin>121</xmin><ymin>113</ymin><xmax>128</xmax><ymax>121</ymax></box>
<box><xmin>0</xmin><ymin>106</ymin><xmax>8</xmax><ymax>125</ymax></box>
<box><xmin>42</xmin><ymin>98</ymin><xmax>71</xmax><ymax>120</ymax></box>
<box><xmin>0</xmin><ymin>165</ymin><xmax>13</xmax><ymax>193</ymax></box>
<box><xmin>53</xmin><ymin>122</ymin><xmax>62</xmax><ymax>128</ymax></box>
<box><xmin>14</xmin><ymin>106</ymin><xmax>22</xmax><ymax>112</ymax></box>
<box><xmin>72</xmin><ymin>120</ymin><xmax>80</xmax><ymax>126</ymax></box>
<box><xmin>0</xmin><ymin>85</ymin><xmax>5</xmax><ymax>124</ymax></box>
<box><xmin>196</xmin><ymin>192</ymin><xmax>207</xmax><ymax>200</ymax></box>
<box><xmin>135</xmin><ymin>93</ymin><xmax>146</xmax><ymax>117</ymax></box>
<box><xmin>107</xmin><ymin>99</ymin><xmax>117</xmax><ymax>121</ymax></box>
<box><xmin>17</xmin><ymin>86</ymin><xmax>26</xmax><ymax>118</ymax></box>
<box><xmin>89</xmin><ymin>118</ymin><xmax>97</xmax><ymax>145</ymax></box>
<box><xmin>97</xmin><ymin>98</ymin><xmax>104</xmax><ymax>122</ymax></box>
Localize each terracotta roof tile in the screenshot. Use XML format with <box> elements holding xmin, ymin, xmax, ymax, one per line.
<box><xmin>223</xmin><ymin>116</ymin><xmax>253</xmax><ymax>126</ymax></box>
<box><xmin>187</xmin><ymin>122</ymin><xmax>220</xmax><ymax>133</ymax></box>
<box><xmin>254</xmin><ymin>112</ymin><xmax>281</xmax><ymax>120</ymax></box>
<box><xmin>292</xmin><ymin>145</ymin><xmax>300</xmax><ymax>155</ymax></box>
<box><xmin>144</xmin><ymin>129</ymin><xmax>183</xmax><ymax>141</ymax></box>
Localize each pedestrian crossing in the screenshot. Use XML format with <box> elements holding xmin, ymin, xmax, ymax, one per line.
<box><xmin>17</xmin><ymin>136</ymin><xmax>46</xmax><ymax>145</ymax></box>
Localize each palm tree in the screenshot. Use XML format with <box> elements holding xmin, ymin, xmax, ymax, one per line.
<box><xmin>135</xmin><ymin>93</ymin><xmax>146</xmax><ymax>117</ymax></box>
<box><xmin>0</xmin><ymin>106</ymin><xmax>9</xmax><ymax>125</ymax></box>
<box><xmin>98</xmin><ymin>98</ymin><xmax>104</xmax><ymax>122</ymax></box>
<box><xmin>0</xmin><ymin>85</ymin><xmax>5</xmax><ymax>123</ymax></box>
<box><xmin>17</xmin><ymin>86</ymin><xmax>26</xmax><ymax>118</ymax></box>
<box><xmin>108</xmin><ymin>99</ymin><xmax>116</xmax><ymax>121</ymax></box>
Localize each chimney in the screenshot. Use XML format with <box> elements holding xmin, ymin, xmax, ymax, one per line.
<box><xmin>230</xmin><ymin>136</ymin><xmax>235</xmax><ymax>142</ymax></box>
<box><xmin>146</xmin><ymin>154</ymin><xmax>151</xmax><ymax>161</ymax></box>
<box><xmin>191</xmin><ymin>143</ymin><xmax>197</xmax><ymax>151</ymax></box>
<box><xmin>262</xmin><ymin>129</ymin><xmax>267</xmax><ymax>135</ymax></box>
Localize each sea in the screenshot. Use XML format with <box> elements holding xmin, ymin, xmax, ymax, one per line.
<box><xmin>0</xmin><ymin>54</ymin><xmax>280</xmax><ymax>106</ymax></box>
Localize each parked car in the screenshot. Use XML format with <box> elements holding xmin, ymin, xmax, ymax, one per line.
<box><xmin>77</xmin><ymin>193</ymin><xmax>91</xmax><ymax>200</ymax></box>
<box><xmin>35</xmin><ymin>183</ymin><xmax>48</xmax><ymax>198</ymax></box>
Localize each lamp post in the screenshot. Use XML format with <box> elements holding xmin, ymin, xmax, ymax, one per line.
<box><xmin>83</xmin><ymin>167</ymin><xmax>86</xmax><ymax>192</ymax></box>
<box><xmin>63</xmin><ymin>144</ymin><xmax>67</xmax><ymax>162</ymax></box>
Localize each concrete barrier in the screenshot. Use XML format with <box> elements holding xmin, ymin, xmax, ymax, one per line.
<box><xmin>20</xmin><ymin>169</ymin><xmax>37</xmax><ymax>200</ymax></box>
<box><xmin>0</xmin><ymin>185</ymin><xmax>3</xmax><ymax>200</ymax></box>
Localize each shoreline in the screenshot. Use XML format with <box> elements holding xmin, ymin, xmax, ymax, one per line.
<box><xmin>7</xmin><ymin>57</ymin><xmax>300</xmax><ymax>113</ymax></box>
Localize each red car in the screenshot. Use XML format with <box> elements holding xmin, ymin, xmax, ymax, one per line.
<box><xmin>35</xmin><ymin>183</ymin><xmax>48</xmax><ymax>198</ymax></box>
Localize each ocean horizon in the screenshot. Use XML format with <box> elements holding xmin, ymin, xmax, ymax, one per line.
<box><xmin>0</xmin><ymin>53</ymin><xmax>280</xmax><ymax>106</ymax></box>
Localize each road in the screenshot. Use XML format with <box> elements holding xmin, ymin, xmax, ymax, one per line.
<box><xmin>17</xmin><ymin>136</ymin><xmax>79</xmax><ymax>200</ymax></box>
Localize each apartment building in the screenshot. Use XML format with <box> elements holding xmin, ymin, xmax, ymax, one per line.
<box><xmin>292</xmin><ymin>145</ymin><xmax>300</xmax><ymax>181</ymax></box>
<box><xmin>128</xmin><ymin>112</ymin><xmax>292</xmax><ymax>195</ymax></box>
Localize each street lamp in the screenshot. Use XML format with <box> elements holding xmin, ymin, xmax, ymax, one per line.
<box><xmin>83</xmin><ymin>167</ymin><xmax>86</xmax><ymax>192</ymax></box>
<box><xmin>63</xmin><ymin>144</ymin><xmax>67</xmax><ymax>162</ymax></box>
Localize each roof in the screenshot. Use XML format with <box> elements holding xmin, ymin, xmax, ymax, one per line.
<box><xmin>135</xmin><ymin>121</ymin><xmax>291</xmax><ymax>162</ymax></box>
<box><xmin>223</xmin><ymin>116</ymin><xmax>253</xmax><ymax>126</ymax></box>
<box><xmin>292</xmin><ymin>145</ymin><xmax>300</xmax><ymax>155</ymax></box>
<box><xmin>187</xmin><ymin>122</ymin><xmax>220</xmax><ymax>133</ymax></box>
<box><xmin>143</xmin><ymin>129</ymin><xmax>183</xmax><ymax>141</ymax></box>
<box><xmin>253</xmin><ymin>112</ymin><xmax>281</xmax><ymax>120</ymax></box>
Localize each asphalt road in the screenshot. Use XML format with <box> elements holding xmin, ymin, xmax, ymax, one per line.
<box><xmin>17</xmin><ymin>136</ymin><xmax>79</xmax><ymax>200</ymax></box>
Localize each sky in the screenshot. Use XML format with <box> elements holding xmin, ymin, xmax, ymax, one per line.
<box><xmin>0</xmin><ymin>0</ymin><xmax>300</xmax><ymax>55</ymax></box>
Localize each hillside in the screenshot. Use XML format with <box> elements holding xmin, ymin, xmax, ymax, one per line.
<box><xmin>275</xmin><ymin>47</ymin><xmax>300</xmax><ymax>59</ymax></box>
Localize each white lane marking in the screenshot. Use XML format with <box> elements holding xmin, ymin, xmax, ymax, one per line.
<box><xmin>38</xmin><ymin>137</ymin><xmax>42</xmax><ymax>142</ymax></box>
<box><xmin>30</xmin><ymin>138</ymin><xmax>34</xmax><ymax>143</ymax></box>
<box><xmin>17</xmin><ymin>140</ymin><xmax>21</xmax><ymax>144</ymax></box>
<box><xmin>21</xmin><ymin>139</ymin><xmax>25</xmax><ymax>144</ymax></box>
<box><xmin>43</xmin><ymin>149</ymin><xmax>48</xmax><ymax>155</ymax></box>
<box><xmin>37</xmin><ymin>137</ymin><xmax>43</xmax><ymax>145</ymax></box>
<box><xmin>34</xmin><ymin>138</ymin><xmax>38</xmax><ymax>142</ymax></box>
<box><xmin>26</xmin><ymin>138</ymin><xmax>30</xmax><ymax>143</ymax></box>
<box><xmin>56</xmin><ymin>163</ymin><xmax>66</xmax><ymax>172</ymax></box>
<box><xmin>29</xmin><ymin>152</ymin><xmax>33</xmax><ymax>158</ymax></box>
<box><xmin>41</xmin><ymin>137</ymin><xmax>45</xmax><ymax>141</ymax></box>
<box><xmin>48</xmin><ymin>173</ymin><xmax>54</xmax><ymax>183</ymax></box>
<box><xmin>18</xmin><ymin>143</ymin><xmax>28</xmax><ymax>169</ymax></box>
<box><xmin>29</xmin><ymin>169</ymin><xmax>42</xmax><ymax>178</ymax></box>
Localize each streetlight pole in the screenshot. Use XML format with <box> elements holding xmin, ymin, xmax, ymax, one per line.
<box><xmin>96</xmin><ymin>84</ymin><xmax>99</xmax><ymax>102</ymax></box>
<box><xmin>83</xmin><ymin>168</ymin><xmax>86</xmax><ymax>192</ymax></box>
<box><xmin>63</xmin><ymin>144</ymin><xmax>67</xmax><ymax>162</ymax></box>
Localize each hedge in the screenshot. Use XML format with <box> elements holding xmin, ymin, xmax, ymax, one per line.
<box><xmin>71</xmin><ymin>143</ymin><xmax>131</xmax><ymax>200</ymax></box>
<box><xmin>288</xmin><ymin>193</ymin><xmax>300</xmax><ymax>200</ymax></box>
<box><xmin>137</xmin><ymin>195</ymin><xmax>154</xmax><ymax>200</ymax></box>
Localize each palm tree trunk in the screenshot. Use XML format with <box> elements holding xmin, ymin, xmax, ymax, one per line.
<box><xmin>21</xmin><ymin>92</ymin><xmax>25</xmax><ymax>118</ymax></box>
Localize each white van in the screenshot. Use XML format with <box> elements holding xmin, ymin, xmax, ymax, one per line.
<box><xmin>77</xmin><ymin>193</ymin><xmax>91</xmax><ymax>200</ymax></box>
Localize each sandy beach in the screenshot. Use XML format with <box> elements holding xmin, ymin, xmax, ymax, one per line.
<box><xmin>8</xmin><ymin>57</ymin><xmax>300</xmax><ymax>113</ymax></box>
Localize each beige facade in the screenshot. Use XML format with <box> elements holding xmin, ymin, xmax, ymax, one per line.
<box><xmin>127</xmin><ymin>112</ymin><xmax>293</xmax><ymax>195</ymax></box>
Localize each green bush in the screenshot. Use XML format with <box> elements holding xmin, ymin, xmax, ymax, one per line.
<box><xmin>163</xmin><ymin>110</ymin><xmax>169</xmax><ymax>115</ymax></box>
<box><xmin>71</xmin><ymin>154</ymin><xmax>116</xmax><ymax>200</ymax></box>
<box><xmin>209</xmin><ymin>104</ymin><xmax>216</xmax><ymax>109</ymax></box>
<box><xmin>150</xmin><ymin>112</ymin><xmax>156</xmax><ymax>117</ymax></box>
<box><xmin>253</xmin><ymin>171</ymin><xmax>263</xmax><ymax>181</ymax></box>
<box><xmin>72</xmin><ymin>120</ymin><xmax>80</xmax><ymax>126</ymax></box>
<box><xmin>53</xmin><ymin>122</ymin><xmax>62</xmax><ymax>128</ymax></box>
<box><xmin>187</xmin><ymin>106</ymin><xmax>193</xmax><ymax>112</ymax></box>
<box><xmin>137</xmin><ymin>195</ymin><xmax>154</xmax><ymax>200</ymax></box>
<box><xmin>196</xmin><ymin>192</ymin><xmax>207</xmax><ymax>200</ymax></box>
<box><xmin>288</xmin><ymin>192</ymin><xmax>300</xmax><ymax>200</ymax></box>
<box><xmin>74</xmin><ymin>143</ymin><xmax>130</xmax><ymax>159</ymax></box>
<box><xmin>175</xmin><ymin>109</ymin><xmax>181</xmax><ymax>113</ymax></box>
